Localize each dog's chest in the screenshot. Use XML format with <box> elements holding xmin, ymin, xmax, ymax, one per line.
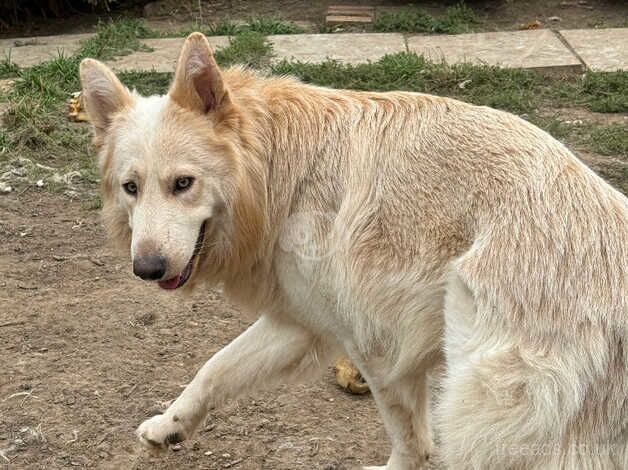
<box><xmin>273</xmin><ymin>250</ymin><xmax>345</xmax><ymax>337</ymax></box>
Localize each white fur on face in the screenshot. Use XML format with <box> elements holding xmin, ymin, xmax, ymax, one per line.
<box><xmin>109</xmin><ymin>95</ymin><xmax>215</xmax><ymax>279</ymax></box>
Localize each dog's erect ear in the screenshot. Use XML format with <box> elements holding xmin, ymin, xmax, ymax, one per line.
<box><xmin>79</xmin><ymin>58</ymin><xmax>133</xmax><ymax>138</ymax></box>
<box><xmin>169</xmin><ymin>32</ymin><xmax>231</xmax><ymax>114</ymax></box>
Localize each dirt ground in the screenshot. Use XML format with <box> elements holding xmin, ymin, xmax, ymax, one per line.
<box><xmin>0</xmin><ymin>191</ymin><xmax>397</xmax><ymax>470</ymax></box>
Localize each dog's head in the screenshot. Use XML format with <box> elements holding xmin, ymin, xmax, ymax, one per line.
<box><xmin>80</xmin><ymin>33</ymin><xmax>266</xmax><ymax>290</ymax></box>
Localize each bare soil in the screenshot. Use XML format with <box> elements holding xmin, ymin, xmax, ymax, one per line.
<box><xmin>0</xmin><ymin>192</ymin><xmax>392</xmax><ymax>470</ymax></box>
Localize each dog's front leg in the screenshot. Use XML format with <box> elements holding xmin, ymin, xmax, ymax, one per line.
<box><xmin>136</xmin><ymin>314</ymin><xmax>328</xmax><ymax>451</ymax></box>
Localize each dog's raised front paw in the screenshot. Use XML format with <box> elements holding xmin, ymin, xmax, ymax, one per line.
<box><xmin>136</xmin><ymin>413</ymin><xmax>189</xmax><ymax>452</ymax></box>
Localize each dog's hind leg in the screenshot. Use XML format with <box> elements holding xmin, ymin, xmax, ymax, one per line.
<box><xmin>136</xmin><ymin>314</ymin><xmax>334</xmax><ymax>452</ymax></box>
<box><xmin>363</xmin><ymin>372</ymin><xmax>434</xmax><ymax>470</ymax></box>
<box><xmin>438</xmin><ymin>270</ymin><xmax>625</xmax><ymax>469</ymax></box>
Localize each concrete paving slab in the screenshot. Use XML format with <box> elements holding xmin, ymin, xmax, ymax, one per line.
<box><xmin>105</xmin><ymin>36</ymin><xmax>230</xmax><ymax>72</ymax></box>
<box><xmin>0</xmin><ymin>33</ymin><xmax>93</xmax><ymax>67</ymax></box>
<box><xmin>269</xmin><ymin>33</ymin><xmax>405</xmax><ymax>64</ymax></box>
<box><xmin>407</xmin><ymin>30</ymin><xmax>582</xmax><ymax>72</ymax></box>
<box><xmin>560</xmin><ymin>28</ymin><xmax>627</xmax><ymax>71</ymax></box>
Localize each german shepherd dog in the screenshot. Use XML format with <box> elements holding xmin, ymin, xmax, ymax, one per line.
<box><xmin>79</xmin><ymin>33</ymin><xmax>628</xmax><ymax>469</ymax></box>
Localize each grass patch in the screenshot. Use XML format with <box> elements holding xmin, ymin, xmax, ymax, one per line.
<box><xmin>0</xmin><ymin>128</ymin><xmax>10</xmax><ymax>154</ymax></box>
<box><xmin>80</xmin><ymin>18</ymin><xmax>153</xmax><ymax>60</ymax></box>
<box><xmin>578</xmin><ymin>71</ymin><xmax>627</xmax><ymax>113</ymax></box>
<box><xmin>0</xmin><ymin>58</ymin><xmax>20</xmax><ymax>79</ymax></box>
<box><xmin>13</xmin><ymin>55</ymin><xmax>81</xmax><ymax>102</ymax></box>
<box><xmin>118</xmin><ymin>71</ymin><xmax>172</xmax><ymax>96</ymax></box>
<box><xmin>588</xmin><ymin>124</ymin><xmax>628</xmax><ymax>156</ymax></box>
<box><xmin>374</xmin><ymin>2</ymin><xmax>477</xmax><ymax>34</ymax></box>
<box><xmin>551</xmin><ymin>71</ymin><xmax>628</xmax><ymax>113</ymax></box>
<box><xmin>246</xmin><ymin>16</ymin><xmax>304</xmax><ymax>35</ymax></box>
<box><xmin>204</xmin><ymin>19</ymin><xmax>241</xmax><ymax>36</ymax></box>
<box><xmin>215</xmin><ymin>31</ymin><xmax>272</xmax><ymax>68</ymax></box>
<box><xmin>153</xmin><ymin>16</ymin><xmax>304</xmax><ymax>38</ymax></box>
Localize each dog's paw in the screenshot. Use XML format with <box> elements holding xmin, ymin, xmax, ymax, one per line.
<box><xmin>136</xmin><ymin>414</ymin><xmax>189</xmax><ymax>453</ymax></box>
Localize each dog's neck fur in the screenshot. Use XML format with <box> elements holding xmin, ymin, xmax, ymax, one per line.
<box><xmin>218</xmin><ymin>69</ymin><xmax>359</xmax><ymax>308</ymax></box>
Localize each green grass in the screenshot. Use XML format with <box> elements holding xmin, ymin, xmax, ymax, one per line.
<box><xmin>215</xmin><ymin>31</ymin><xmax>272</xmax><ymax>68</ymax></box>
<box><xmin>118</xmin><ymin>71</ymin><xmax>172</xmax><ymax>96</ymax></box>
<box><xmin>204</xmin><ymin>19</ymin><xmax>241</xmax><ymax>36</ymax></box>
<box><xmin>80</xmin><ymin>18</ymin><xmax>154</xmax><ymax>60</ymax></box>
<box><xmin>152</xmin><ymin>16</ymin><xmax>304</xmax><ymax>38</ymax></box>
<box><xmin>553</xmin><ymin>71</ymin><xmax>628</xmax><ymax>113</ymax></box>
<box><xmin>589</xmin><ymin>124</ymin><xmax>628</xmax><ymax>156</ymax></box>
<box><xmin>531</xmin><ymin>117</ymin><xmax>628</xmax><ymax>157</ymax></box>
<box><xmin>374</xmin><ymin>2</ymin><xmax>478</xmax><ymax>34</ymax></box>
<box><xmin>0</xmin><ymin>128</ymin><xmax>10</xmax><ymax>155</ymax></box>
<box><xmin>13</xmin><ymin>55</ymin><xmax>81</xmax><ymax>102</ymax></box>
<box><xmin>246</xmin><ymin>16</ymin><xmax>304</xmax><ymax>35</ymax></box>
<box><xmin>0</xmin><ymin>58</ymin><xmax>20</xmax><ymax>79</ymax></box>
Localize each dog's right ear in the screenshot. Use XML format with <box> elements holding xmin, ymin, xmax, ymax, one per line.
<box><xmin>79</xmin><ymin>58</ymin><xmax>133</xmax><ymax>141</ymax></box>
<box><xmin>169</xmin><ymin>32</ymin><xmax>231</xmax><ymax>114</ymax></box>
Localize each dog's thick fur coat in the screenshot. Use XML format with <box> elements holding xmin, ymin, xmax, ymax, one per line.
<box><xmin>79</xmin><ymin>33</ymin><xmax>628</xmax><ymax>469</ymax></box>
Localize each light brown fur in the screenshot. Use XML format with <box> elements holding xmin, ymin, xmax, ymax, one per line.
<box><xmin>80</xmin><ymin>33</ymin><xmax>628</xmax><ymax>469</ymax></box>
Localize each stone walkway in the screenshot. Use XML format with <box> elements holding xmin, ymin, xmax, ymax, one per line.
<box><xmin>1</xmin><ymin>28</ymin><xmax>626</xmax><ymax>73</ymax></box>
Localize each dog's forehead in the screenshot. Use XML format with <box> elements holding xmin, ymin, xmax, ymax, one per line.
<box><xmin>113</xmin><ymin>94</ymin><xmax>213</xmax><ymax>169</ymax></box>
<box><xmin>126</xmin><ymin>94</ymin><xmax>169</xmax><ymax>131</ymax></box>
<box><xmin>116</xmin><ymin>95</ymin><xmax>178</xmax><ymax>158</ymax></box>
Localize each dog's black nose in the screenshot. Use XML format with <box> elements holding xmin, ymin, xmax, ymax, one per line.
<box><xmin>133</xmin><ymin>255</ymin><xmax>167</xmax><ymax>280</ymax></box>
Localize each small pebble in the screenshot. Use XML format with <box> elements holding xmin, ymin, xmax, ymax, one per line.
<box><xmin>204</xmin><ymin>450</ymin><xmax>213</xmax><ymax>456</ymax></box>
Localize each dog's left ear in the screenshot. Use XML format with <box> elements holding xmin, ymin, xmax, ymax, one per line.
<box><xmin>169</xmin><ymin>32</ymin><xmax>231</xmax><ymax>114</ymax></box>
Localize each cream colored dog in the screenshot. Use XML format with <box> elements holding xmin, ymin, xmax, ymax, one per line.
<box><xmin>79</xmin><ymin>33</ymin><xmax>628</xmax><ymax>469</ymax></box>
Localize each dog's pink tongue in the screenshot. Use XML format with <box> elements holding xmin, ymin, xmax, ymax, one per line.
<box><xmin>158</xmin><ymin>274</ymin><xmax>180</xmax><ymax>290</ymax></box>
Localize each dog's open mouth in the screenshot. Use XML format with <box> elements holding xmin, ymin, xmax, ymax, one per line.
<box><xmin>158</xmin><ymin>222</ymin><xmax>206</xmax><ymax>290</ymax></box>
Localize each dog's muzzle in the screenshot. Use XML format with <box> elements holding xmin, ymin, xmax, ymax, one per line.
<box><xmin>157</xmin><ymin>221</ymin><xmax>206</xmax><ymax>290</ymax></box>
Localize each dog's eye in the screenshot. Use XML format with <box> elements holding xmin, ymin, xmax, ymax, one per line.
<box><xmin>174</xmin><ymin>177</ymin><xmax>194</xmax><ymax>193</ymax></box>
<box><xmin>123</xmin><ymin>181</ymin><xmax>137</xmax><ymax>195</ymax></box>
